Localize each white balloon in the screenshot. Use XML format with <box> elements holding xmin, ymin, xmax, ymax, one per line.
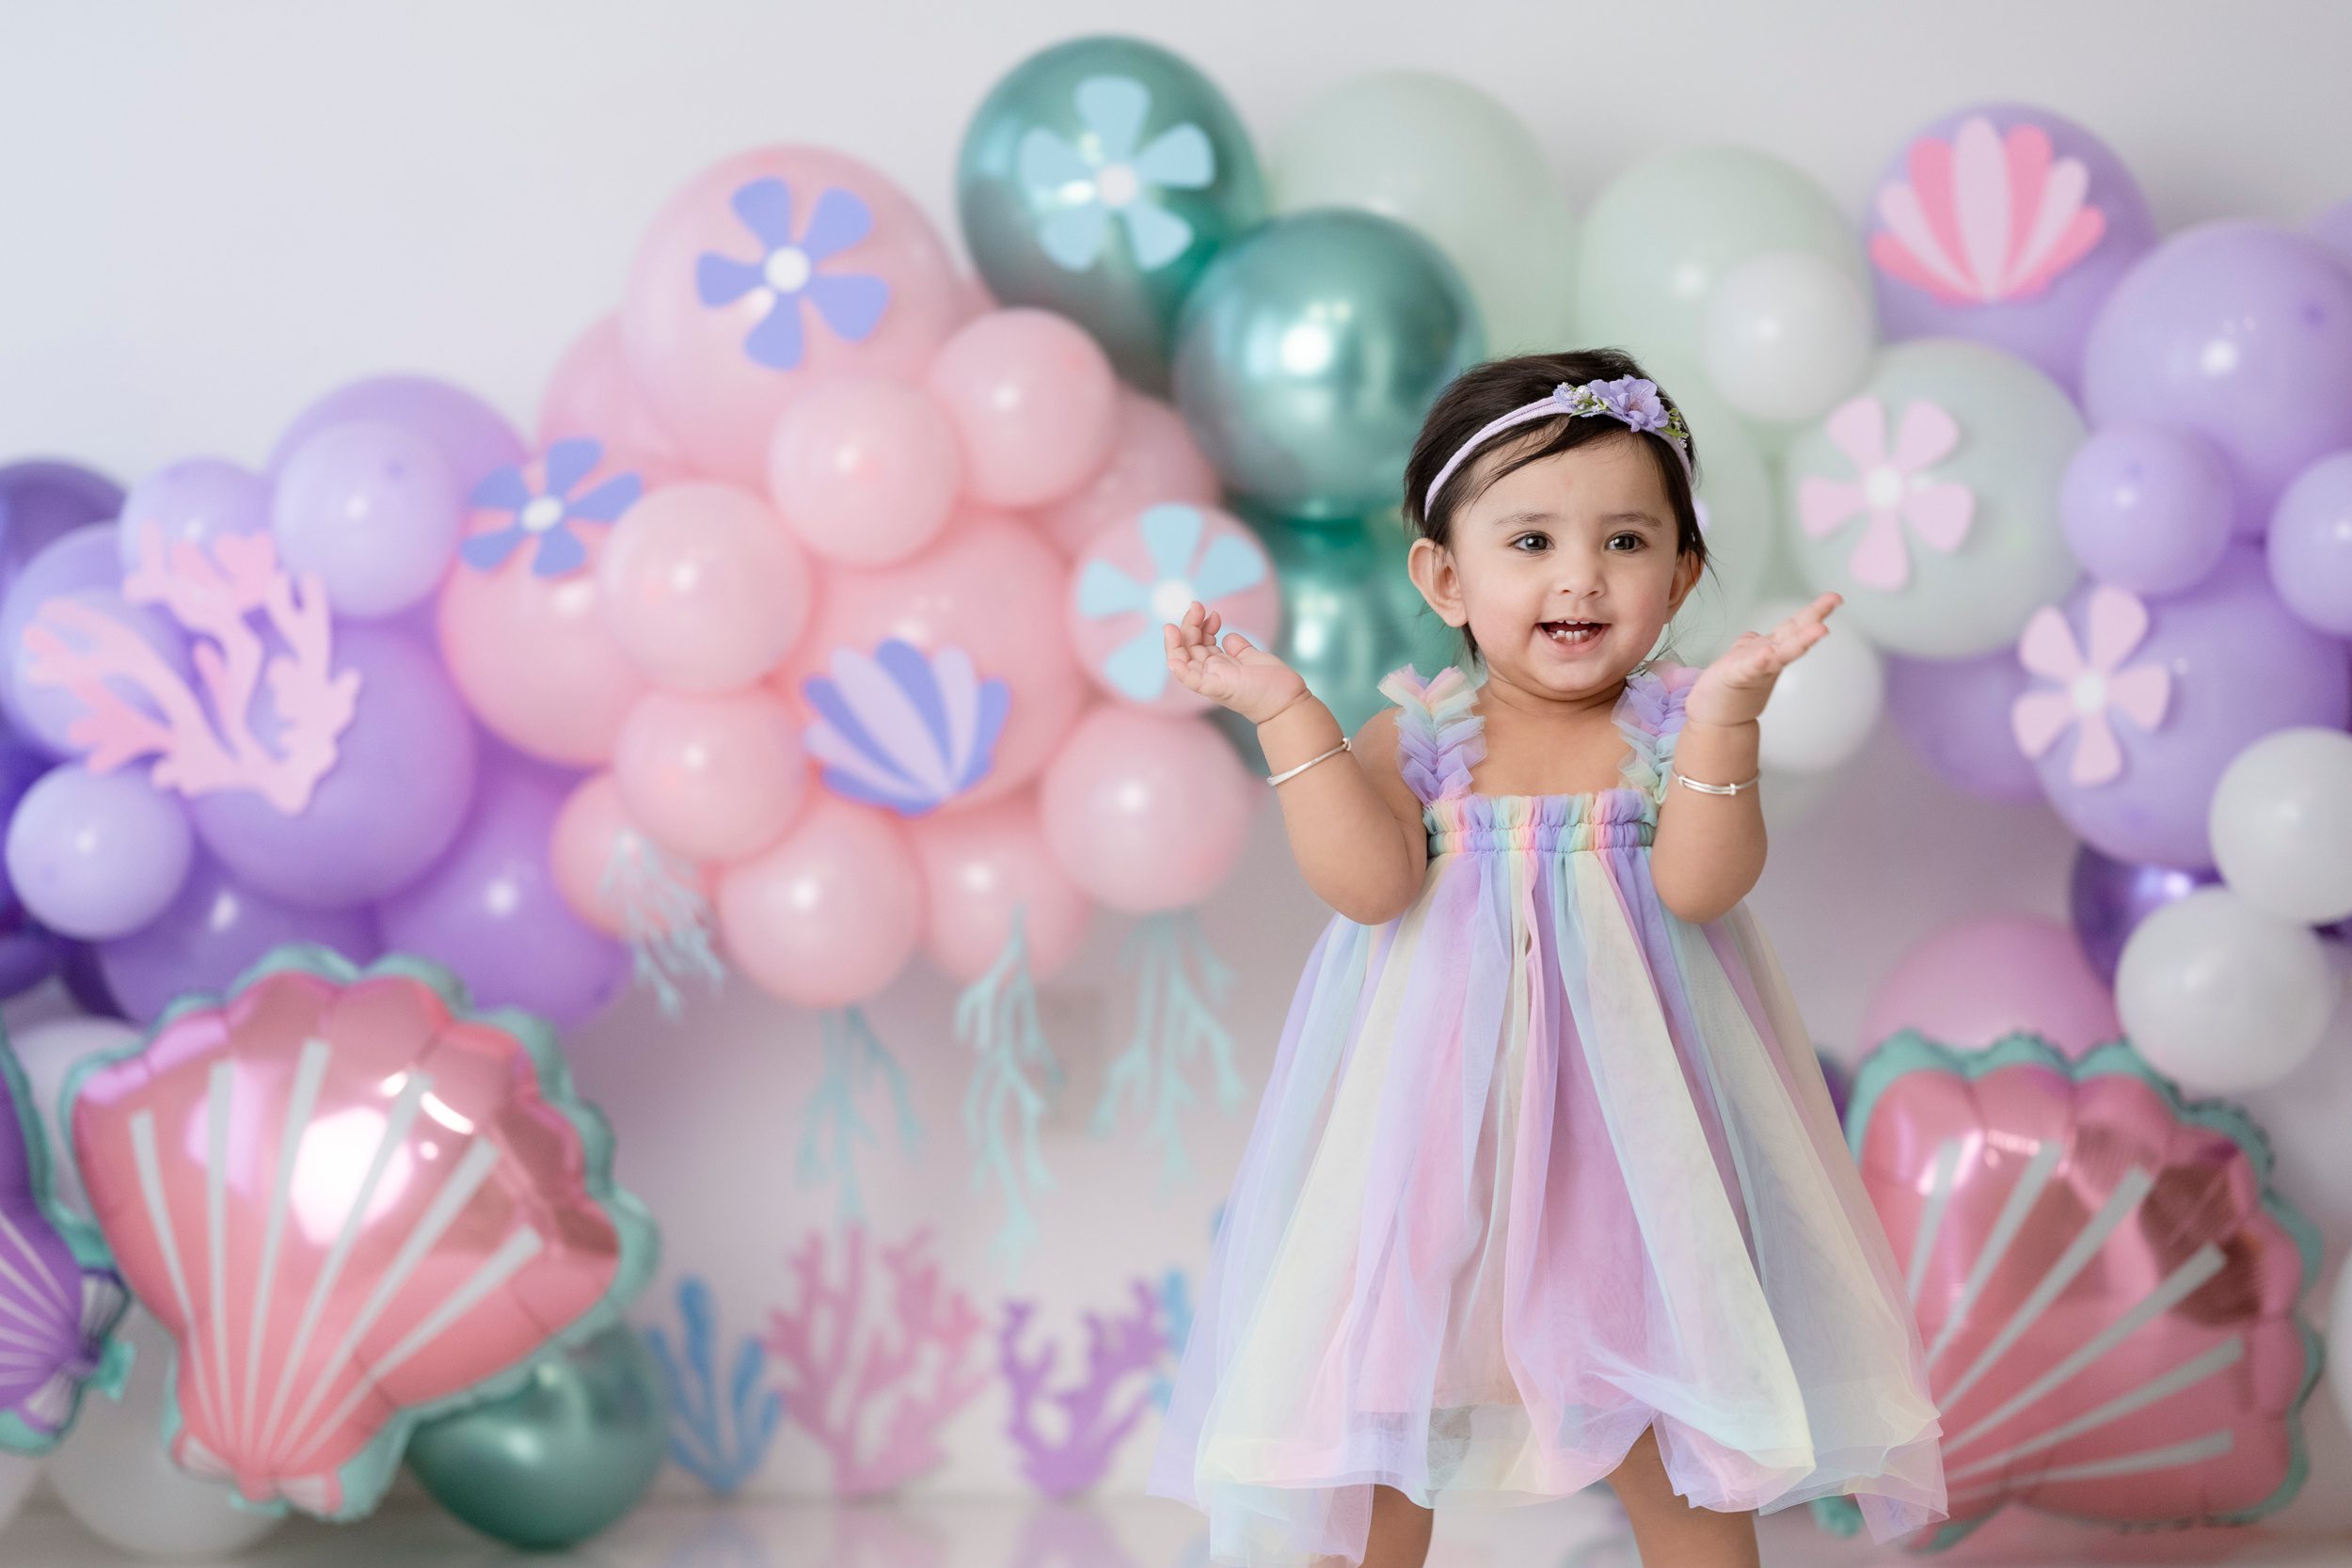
<box><xmin>2211</xmin><ymin>726</ymin><xmax>2352</xmax><ymax>926</ymax></box>
<box><xmin>1740</xmin><ymin>595</ymin><xmax>1884</xmax><ymax>773</ymax></box>
<box><xmin>2115</xmin><ymin>887</ymin><xmax>2341</xmax><ymax>1093</ymax></box>
<box><xmin>5</xmin><ymin>1015</ymin><xmax>141</xmax><ymax>1216</ymax></box>
<box><xmin>0</xmin><ymin>1454</ymin><xmax>40</xmax><ymax>1537</ymax></box>
<box><xmin>48</xmin><ymin>1310</ymin><xmax>282</xmax><ymax>1560</ymax></box>
<box><xmin>2235</xmin><ymin>944</ymin><xmax>2352</xmax><ymax>1241</ymax></box>
<box><xmin>1701</xmin><ymin>250</ymin><xmax>1875</xmax><ymax>423</ymax></box>
<box><xmin>1655</xmin><ymin>373</ymin><xmax>1774</xmax><ymax>667</ymax></box>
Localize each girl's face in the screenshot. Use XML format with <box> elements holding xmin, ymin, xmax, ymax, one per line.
<box><xmin>1408</xmin><ymin>431</ymin><xmax>1702</xmax><ymax>698</ymax></box>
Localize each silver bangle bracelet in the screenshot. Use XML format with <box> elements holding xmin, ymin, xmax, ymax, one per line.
<box><xmin>1671</xmin><ymin>767</ymin><xmax>1761</xmax><ymax>796</ymax></box>
<box><xmin>1266</xmin><ymin>736</ymin><xmax>1351</xmax><ymax>786</ymax></box>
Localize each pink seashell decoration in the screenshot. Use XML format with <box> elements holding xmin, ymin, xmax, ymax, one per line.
<box><xmin>1872</xmin><ymin>116</ymin><xmax>2108</xmax><ymax>306</ymax></box>
<box><xmin>61</xmin><ymin>948</ymin><xmax>656</xmax><ymax>1520</ymax></box>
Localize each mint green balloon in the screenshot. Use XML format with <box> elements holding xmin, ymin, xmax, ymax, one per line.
<box><xmin>1782</xmin><ymin>338</ymin><xmax>2083</xmax><ymax>657</ymax></box>
<box><xmin>1648</xmin><ymin>369</ymin><xmax>1779</xmax><ymax>666</ymax></box>
<box><xmin>1573</xmin><ymin>147</ymin><xmax>1866</xmax><ymax>375</ymax></box>
<box><xmin>1174</xmin><ymin>210</ymin><xmax>1484</xmax><ymax>520</ymax></box>
<box><xmin>958</xmin><ymin>35</ymin><xmax>1265</xmax><ymax>390</ymax></box>
<box><xmin>1271</xmin><ymin>70</ymin><xmax>1575</xmax><ymax>355</ymax></box>
<box><xmin>1212</xmin><ymin>507</ymin><xmax>1460</xmax><ymax>771</ymax></box>
<box><xmin>405</xmin><ymin>1325</ymin><xmax>666</xmax><ymax>1550</ymax></box>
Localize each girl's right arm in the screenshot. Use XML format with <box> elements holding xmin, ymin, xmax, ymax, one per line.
<box><xmin>1165</xmin><ymin>600</ymin><xmax>1426</xmax><ymax>925</ymax></box>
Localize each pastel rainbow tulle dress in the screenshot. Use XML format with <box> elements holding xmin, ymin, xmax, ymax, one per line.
<box><xmin>1146</xmin><ymin>661</ymin><xmax>1947</xmax><ymax>1566</ymax></box>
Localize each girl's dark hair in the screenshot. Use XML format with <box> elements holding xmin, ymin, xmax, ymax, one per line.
<box><xmin>1402</xmin><ymin>347</ymin><xmax>1713</xmax><ymax>661</ymax></box>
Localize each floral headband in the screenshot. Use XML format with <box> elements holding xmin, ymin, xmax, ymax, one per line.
<box><xmin>1422</xmin><ymin>376</ymin><xmax>1694</xmax><ymax>515</ymax></box>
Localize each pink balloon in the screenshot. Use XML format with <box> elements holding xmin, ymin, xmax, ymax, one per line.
<box><xmin>437</xmin><ymin>450</ymin><xmax>652</xmax><ymax>766</ymax></box>
<box><xmin>550</xmin><ymin>771</ymin><xmax>715</xmax><ymax>937</ymax></box>
<box><xmin>1040</xmin><ymin>706</ymin><xmax>1256</xmax><ymax>912</ymax></box>
<box><xmin>716</xmin><ymin>796</ymin><xmax>921</xmax><ymax>1006</ymax></box>
<box><xmin>68</xmin><ymin>956</ymin><xmax>649</xmax><ymax>1519</ymax></box>
<box><xmin>767</xmin><ymin>373</ymin><xmax>962</xmax><ymax>565</ymax></box>
<box><xmin>906</xmin><ymin>790</ymin><xmax>1092</xmax><ymax>984</ymax></box>
<box><xmin>621</xmin><ymin>147</ymin><xmax>961</xmax><ymax>486</ymax></box>
<box><xmin>1067</xmin><ymin>502</ymin><xmax>1281</xmax><ymax>714</ymax></box>
<box><xmin>597</xmin><ymin>482</ymin><xmax>814</xmax><ymax>691</ymax></box>
<box><xmin>772</xmin><ymin>515</ymin><xmax>1083</xmax><ymax>809</ymax></box>
<box><xmin>927</xmin><ymin>309</ymin><xmax>1119</xmax><ymax>509</ymax></box>
<box><xmin>1860</xmin><ymin>914</ymin><xmax>2122</xmax><ymax>1059</ymax></box>
<box><xmin>1032</xmin><ymin>389</ymin><xmax>1222</xmax><ymax>558</ymax></box>
<box><xmin>612</xmin><ymin>689</ymin><xmax>807</xmax><ymax>863</ymax></box>
<box><xmin>538</xmin><ymin>314</ymin><xmax>687</xmax><ymax>480</ymax></box>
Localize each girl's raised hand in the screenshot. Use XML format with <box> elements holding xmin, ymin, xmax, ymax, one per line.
<box><xmin>1165</xmin><ymin>599</ymin><xmax>1310</xmax><ymax>724</ymax></box>
<box><xmin>1684</xmin><ymin>591</ymin><xmax>1841</xmax><ymax>729</ymax></box>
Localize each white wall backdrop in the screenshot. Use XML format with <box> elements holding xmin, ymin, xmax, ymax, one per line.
<box><xmin>3</xmin><ymin>0</ymin><xmax>2348</xmax><ymax>1503</ymax></box>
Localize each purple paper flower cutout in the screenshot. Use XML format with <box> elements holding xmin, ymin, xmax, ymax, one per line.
<box><xmin>1590</xmin><ymin>375</ymin><xmax>1668</xmax><ymax>432</ymax></box>
<box><xmin>695</xmin><ymin>178</ymin><xmax>890</xmax><ymax>371</ymax></box>
<box><xmin>460</xmin><ymin>437</ymin><xmax>643</xmax><ymax>578</ymax></box>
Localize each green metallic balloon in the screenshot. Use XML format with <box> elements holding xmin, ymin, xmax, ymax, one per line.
<box><xmin>405</xmin><ymin>1324</ymin><xmax>667</xmax><ymax>1550</ymax></box>
<box><xmin>1213</xmin><ymin>506</ymin><xmax>1465</xmax><ymax>772</ymax></box>
<box><xmin>957</xmin><ymin>34</ymin><xmax>1266</xmax><ymax>389</ymax></box>
<box><xmin>1174</xmin><ymin>209</ymin><xmax>1485</xmax><ymax>521</ymax></box>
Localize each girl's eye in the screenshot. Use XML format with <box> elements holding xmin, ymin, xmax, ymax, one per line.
<box><xmin>1510</xmin><ymin>532</ymin><xmax>1548</xmax><ymax>552</ymax></box>
<box><xmin>1609</xmin><ymin>532</ymin><xmax>1644</xmax><ymax>551</ymax></box>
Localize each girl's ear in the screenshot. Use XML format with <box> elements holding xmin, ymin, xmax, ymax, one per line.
<box><xmin>1406</xmin><ymin>536</ymin><xmax>1467</xmax><ymax>629</ymax></box>
<box><xmin>1666</xmin><ymin>546</ymin><xmax>1705</xmax><ymax>618</ymax></box>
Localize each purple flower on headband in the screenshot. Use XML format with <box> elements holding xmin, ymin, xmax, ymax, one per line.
<box><xmin>1599</xmin><ymin>377</ymin><xmax>1669</xmax><ymax>433</ymax></box>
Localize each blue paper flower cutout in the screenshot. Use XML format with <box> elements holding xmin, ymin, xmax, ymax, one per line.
<box><xmin>1075</xmin><ymin>503</ymin><xmax>1268</xmax><ymax>701</ymax></box>
<box><xmin>460</xmin><ymin>437</ymin><xmax>644</xmax><ymax>578</ymax></box>
<box><xmin>1018</xmin><ymin>75</ymin><xmax>1216</xmax><ymax>273</ymax></box>
<box><xmin>695</xmin><ymin>178</ymin><xmax>891</xmax><ymax>370</ymax></box>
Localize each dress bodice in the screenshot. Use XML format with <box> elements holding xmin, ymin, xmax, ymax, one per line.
<box><xmin>1375</xmin><ymin>660</ymin><xmax>1698</xmax><ymax>857</ymax></box>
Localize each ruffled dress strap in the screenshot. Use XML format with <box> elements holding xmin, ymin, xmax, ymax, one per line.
<box><xmin>1613</xmin><ymin>661</ymin><xmax>1702</xmax><ymax>801</ymax></box>
<box><xmin>1375</xmin><ymin>663</ymin><xmax>1486</xmax><ymax>806</ymax></box>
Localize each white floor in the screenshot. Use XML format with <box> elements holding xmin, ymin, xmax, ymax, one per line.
<box><xmin>3</xmin><ymin>1497</ymin><xmax>2350</xmax><ymax>1568</ymax></box>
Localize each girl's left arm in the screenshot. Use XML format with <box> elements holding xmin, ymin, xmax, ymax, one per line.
<box><xmin>1649</xmin><ymin>592</ymin><xmax>1842</xmax><ymax>926</ymax></box>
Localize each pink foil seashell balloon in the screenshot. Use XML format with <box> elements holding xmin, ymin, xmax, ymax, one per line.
<box><xmin>60</xmin><ymin>946</ymin><xmax>657</xmax><ymax>1520</ymax></box>
<box><xmin>1818</xmin><ymin>1029</ymin><xmax>2322</xmax><ymax>1547</ymax></box>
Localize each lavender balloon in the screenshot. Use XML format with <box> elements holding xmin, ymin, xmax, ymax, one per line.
<box><xmin>0</xmin><ymin>736</ymin><xmax>64</xmax><ymax>999</ymax></box>
<box><xmin>3</xmin><ymin>766</ymin><xmax>194</xmax><ymax>941</ymax></box>
<box><xmin>268</xmin><ymin>374</ymin><xmax>525</xmax><ymax>496</ymax></box>
<box><xmin>191</xmin><ymin>624</ymin><xmax>479</xmax><ymax>910</ymax></box>
<box><xmin>1883</xmin><ymin>647</ymin><xmax>2044</xmax><ymax>804</ymax></box>
<box><xmin>1866</xmin><ymin>103</ymin><xmax>2154</xmax><ymax>394</ymax></box>
<box><xmin>0</xmin><ymin>524</ymin><xmax>129</xmax><ymax>740</ymax></box>
<box><xmin>113</xmin><ymin>456</ymin><xmax>269</xmax><ymax>575</ymax></box>
<box><xmin>271</xmin><ymin>420</ymin><xmax>464</xmax><ymax>619</ymax></box>
<box><xmin>2058</xmin><ymin>424</ymin><xmax>2234</xmax><ymax>595</ymax></box>
<box><xmin>5</xmin><ymin>587</ymin><xmax>193</xmax><ymax>760</ymax></box>
<box><xmin>373</xmin><ymin>758</ymin><xmax>626</xmax><ymax>1028</ymax></box>
<box><xmin>0</xmin><ymin>1050</ymin><xmax>126</xmax><ymax>1452</ymax></box>
<box><xmin>2017</xmin><ymin>546</ymin><xmax>2350</xmax><ymax>868</ymax></box>
<box><xmin>0</xmin><ymin>462</ymin><xmax>122</xmax><ymax>600</ymax></box>
<box><xmin>2068</xmin><ymin>842</ymin><xmax>2217</xmax><ymax>987</ymax></box>
<box><xmin>2311</xmin><ymin>199</ymin><xmax>2352</xmax><ymax>271</ymax></box>
<box><xmin>95</xmin><ymin>856</ymin><xmax>380</xmax><ymax>1025</ymax></box>
<box><xmin>2268</xmin><ymin>451</ymin><xmax>2352</xmax><ymax>638</ymax></box>
<box><xmin>2083</xmin><ymin>222</ymin><xmax>2352</xmax><ymax>530</ymax></box>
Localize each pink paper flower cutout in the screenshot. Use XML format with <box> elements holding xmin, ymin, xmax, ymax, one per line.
<box><xmin>23</xmin><ymin>526</ymin><xmax>359</xmax><ymax>815</ymax></box>
<box><xmin>1797</xmin><ymin>395</ymin><xmax>1976</xmax><ymax>592</ymax></box>
<box><xmin>1872</xmin><ymin>116</ymin><xmax>2107</xmax><ymax>305</ymax></box>
<box><xmin>2010</xmin><ymin>583</ymin><xmax>2171</xmax><ymax>786</ymax></box>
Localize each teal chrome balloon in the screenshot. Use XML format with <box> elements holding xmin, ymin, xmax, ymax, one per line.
<box><xmin>1174</xmin><ymin>209</ymin><xmax>1484</xmax><ymax>522</ymax></box>
<box><xmin>1213</xmin><ymin>507</ymin><xmax>1464</xmax><ymax>772</ymax></box>
<box><xmin>958</xmin><ymin>34</ymin><xmax>1265</xmax><ymax>389</ymax></box>
<box><xmin>405</xmin><ymin>1324</ymin><xmax>667</xmax><ymax>1550</ymax></box>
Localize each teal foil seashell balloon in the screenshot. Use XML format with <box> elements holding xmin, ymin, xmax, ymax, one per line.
<box><xmin>957</xmin><ymin>35</ymin><xmax>1265</xmax><ymax>389</ymax></box>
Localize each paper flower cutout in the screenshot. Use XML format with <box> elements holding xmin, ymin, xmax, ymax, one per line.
<box><xmin>1019</xmin><ymin>75</ymin><xmax>1214</xmax><ymax>272</ymax></box>
<box><xmin>2010</xmin><ymin>583</ymin><xmax>2171</xmax><ymax>786</ymax></box>
<box><xmin>23</xmin><ymin>527</ymin><xmax>359</xmax><ymax>815</ymax></box>
<box><xmin>460</xmin><ymin>437</ymin><xmax>644</xmax><ymax>579</ymax></box>
<box><xmin>695</xmin><ymin>178</ymin><xmax>890</xmax><ymax>370</ymax></box>
<box><xmin>1073</xmin><ymin>503</ymin><xmax>1269</xmax><ymax>703</ymax></box>
<box><xmin>799</xmin><ymin>638</ymin><xmax>1009</xmax><ymax>816</ymax></box>
<box><xmin>1872</xmin><ymin>116</ymin><xmax>2107</xmax><ymax>306</ymax></box>
<box><xmin>1797</xmin><ymin>394</ymin><xmax>1976</xmax><ymax>591</ymax></box>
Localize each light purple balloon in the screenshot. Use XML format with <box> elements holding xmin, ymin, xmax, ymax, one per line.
<box><xmin>2083</xmin><ymin>221</ymin><xmax>2352</xmax><ymax>531</ymax></box>
<box><xmin>114</xmin><ymin>456</ymin><xmax>270</xmax><ymax>574</ymax></box>
<box><xmin>2067</xmin><ymin>841</ymin><xmax>2217</xmax><ymax>988</ymax></box>
<box><xmin>2267</xmin><ymin>451</ymin><xmax>2352</xmax><ymax>638</ymax></box>
<box><xmin>2023</xmin><ymin>545</ymin><xmax>2351</xmax><ymax>868</ymax></box>
<box><xmin>2310</xmin><ymin>199</ymin><xmax>2352</xmax><ymax>271</ymax></box>
<box><xmin>0</xmin><ymin>461</ymin><xmax>122</xmax><ymax>596</ymax></box>
<box><xmin>2058</xmin><ymin>423</ymin><xmax>2235</xmax><ymax>594</ymax></box>
<box><xmin>191</xmin><ymin>624</ymin><xmax>479</xmax><ymax>910</ymax></box>
<box><xmin>0</xmin><ymin>736</ymin><xmax>65</xmax><ymax>1000</ymax></box>
<box><xmin>1883</xmin><ymin>647</ymin><xmax>2044</xmax><ymax>804</ymax></box>
<box><xmin>267</xmin><ymin>374</ymin><xmax>525</xmax><ymax>496</ymax></box>
<box><xmin>3</xmin><ymin>765</ymin><xmax>193</xmax><ymax>941</ymax></box>
<box><xmin>0</xmin><ymin>525</ymin><xmax>130</xmax><ymax>736</ymax></box>
<box><xmin>95</xmin><ymin>854</ymin><xmax>379</xmax><ymax>1024</ymax></box>
<box><xmin>373</xmin><ymin>758</ymin><xmax>625</xmax><ymax>1028</ymax></box>
<box><xmin>271</xmin><ymin>420</ymin><xmax>464</xmax><ymax>619</ymax></box>
<box><xmin>1867</xmin><ymin>103</ymin><xmax>2155</xmax><ymax>395</ymax></box>
<box><xmin>4</xmin><ymin>587</ymin><xmax>193</xmax><ymax>760</ymax></box>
